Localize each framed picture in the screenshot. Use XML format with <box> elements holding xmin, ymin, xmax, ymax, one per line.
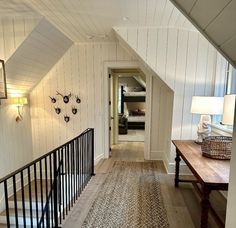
<box><xmin>0</xmin><ymin>59</ymin><xmax>7</xmax><ymax>99</ymax></box>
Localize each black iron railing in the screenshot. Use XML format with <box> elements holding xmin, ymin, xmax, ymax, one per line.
<box><xmin>0</xmin><ymin>128</ymin><xmax>95</xmax><ymax>227</ymax></box>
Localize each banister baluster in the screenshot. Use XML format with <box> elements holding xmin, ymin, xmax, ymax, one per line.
<box><xmin>53</xmin><ymin>151</ymin><xmax>58</xmax><ymax>228</ymax></box>
<box><xmin>20</xmin><ymin>170</ymin><xmax>26</xmax><ymax>228</ymax></box>
<box><xmin>13</xmin><ymin>175</ymin><xmax>18</xmax><ymax>228</ymax></box>
<box><xmin>4</xmin><ymin>180</ymin><xmax>10</xmax><ymax>228</ymax></box>
<box><xmin>0</xmin><ymin>129</ymin><xmax>94</xmax><ymax>228</ymax></box>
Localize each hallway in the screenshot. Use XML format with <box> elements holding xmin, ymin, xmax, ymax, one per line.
<box><xmin>62</xmin><ymin>142</ymin><xmax>226</xmax><ymax>228</ymax></box>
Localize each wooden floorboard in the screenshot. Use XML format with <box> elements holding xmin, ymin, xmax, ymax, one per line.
<box><xmin>61</xmin><ymin>142</ymin><xmax>226</xmax><ymax>228</ymax></box>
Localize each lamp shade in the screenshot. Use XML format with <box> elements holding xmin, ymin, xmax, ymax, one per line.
<box><xmin>222</xmin><ymin>94</ymin><xmax>236</xmax><ymax>125</ymax></box>
<box><xmin>11</xmin><ymin>97</ymin><xmax>28</xmax><ymax>106</ymax></box>
<box><xmin>191</xmin><ymin>96</ymin><xmax>224</xmax><ymax>115</ymax></box>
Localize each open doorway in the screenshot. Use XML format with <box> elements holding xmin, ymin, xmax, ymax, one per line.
<box><xmin>109</xmin><ymin>68</ymin><xmax>146</xmax><ymax>160</ymax></box>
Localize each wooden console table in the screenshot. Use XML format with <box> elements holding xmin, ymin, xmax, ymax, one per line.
<box><xmin>172</xmin><ymin>140</ymin><xmax>230</xmax><ymax>228</ymax></box>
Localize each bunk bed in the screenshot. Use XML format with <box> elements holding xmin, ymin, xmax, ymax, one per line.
<box><xmin>120</xmin><ymin>86</ymin><xmax>146</xmax><ymax>130</ymax></box>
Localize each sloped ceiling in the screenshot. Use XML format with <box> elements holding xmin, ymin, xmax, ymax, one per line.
<box><xmin>170</xmin><ymin>0</ymin><xmax>236</xmax><ymax>68</ymax></box>
<box><xmin>6</xmin><ymin>19</ymin><xmax>73</xmax><ymax>95</ymax></box>
<box><xmin>23</xmin><ymin>0</ymin><xmax>195</xmax><ymax>42</ymax></box>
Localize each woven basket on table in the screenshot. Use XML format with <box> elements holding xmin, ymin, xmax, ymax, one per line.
<box><xmin>201</xmin><ymin>136</ymin><xmax>232</xmax><ymax>160</ymax></box>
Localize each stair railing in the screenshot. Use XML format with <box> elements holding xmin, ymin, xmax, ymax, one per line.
<box><xmin>0</xmin><ymin>128</ymin><xmax>95</xmax><ymax>228</ymax></box>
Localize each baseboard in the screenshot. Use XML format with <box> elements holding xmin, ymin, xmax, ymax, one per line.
<box><xmin>150</xmin><ymin>151</ymin><xmax>163</xmax><ymax>160</ymax></box>
<box><xmin>163</xmin><ymin>152</ymin><xmax>191</xmax><ymax>175</ymax></box>
<box><xmin>94</xmin><ymin>154</ymin><xmax>104</xmax><ymax>166</ymax></box>
<box><xmin>167</xmin><ymin>162</ymin><xmax>191</xmax><ymax>174</ymax></box>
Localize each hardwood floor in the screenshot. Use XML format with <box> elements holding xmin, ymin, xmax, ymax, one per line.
<box><xmin>63</xmin><ymin>142</ymin><xmax>226</xmax><ymax>228</ymax></box>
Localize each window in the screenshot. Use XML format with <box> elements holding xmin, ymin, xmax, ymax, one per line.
<box><xmin>213</xmin><ymin>62</ymin><xmax>236</xmax><ymax>126</ymax></box>
<box><xmin>225</xmin><ymin>63</ymin><xmax>236</xmax><ymax>95</ymax></box>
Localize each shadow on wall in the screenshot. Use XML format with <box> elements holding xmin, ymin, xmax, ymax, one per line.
<box><xmin>148</xmin><ymin>72</ymin><xmax>174</xmax><ymax>163</ymax></box>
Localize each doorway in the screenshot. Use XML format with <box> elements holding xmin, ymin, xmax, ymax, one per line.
<box><xmin>109</xmin><ymin>68</ymin><xmax>146</xmax><ymax>160</ymax></box>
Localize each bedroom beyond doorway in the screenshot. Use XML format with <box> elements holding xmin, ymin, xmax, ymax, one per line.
<box><xmin>109</xmin><ymin>68</ymin><xmax>146</xmax><ymax>150</ymax></box>
<box><xmin>118</xmin><ymin>73</ymin><xmax>146</xmax><ymax>142</ymax></box>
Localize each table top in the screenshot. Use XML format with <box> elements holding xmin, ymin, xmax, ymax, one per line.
<box><xmin>172</xmin><ymin>140</ymin><xmax>230</xmax><ymax>187</ymax></box>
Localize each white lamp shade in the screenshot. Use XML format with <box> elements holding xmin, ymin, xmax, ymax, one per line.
<box><xmin>191</xmin><ymin>96</ymin><xmax>224</xmax><ymax>115</ymax></box>
<box><xmin>10</xmin><ymin>97</ymin><xmax>28</xmax><ymax>106</ymax></box>
<box><xmin>222</xmin><ymin>94</ymin><xmax>236</xmax><ymax>125</ymax></box>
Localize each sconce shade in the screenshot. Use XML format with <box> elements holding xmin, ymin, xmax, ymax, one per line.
<box><xmin>191</xmin><ymin>96</ymin><xmax>224</xmax><ymax>115</ymax></box>
<box><xmin>11</xmin><ymin>97</ymin><xmax>28</xmax><ymax>106</ymax></box>
<box><xmin>222</xmin><ymin>94</ymin><xmax>236</xmax><ymax>125</ymax></box>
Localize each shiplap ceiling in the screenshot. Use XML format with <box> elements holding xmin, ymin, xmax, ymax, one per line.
<box><xmin>170</xmin><ymin>0</ymin><xmax>236</xmax><ymax>67</ymax></box>
<box><xmin>6</xmin><ymin>19</ymin><xmax>73</xmax><ymax>95</ymax></box>
<box><xmin>0</xmin><ymin>1</ymin><xmax>38</xmax><ymax>17</ymax></box>
<box><xmin>20</xmin><ymin>0</ymin><xmax>195</xmax><ymax>42</ymax></box>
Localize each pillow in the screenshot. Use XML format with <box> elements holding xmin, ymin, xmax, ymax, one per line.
<box><xmin>130</xmin><ymin>109</ymin><xmax>145</xmax><ymax>116</ymax></box>
<box><xmin>124</xmin><ymin>86</ymin><xmax>143</xmax><ymax>92</ymax></box>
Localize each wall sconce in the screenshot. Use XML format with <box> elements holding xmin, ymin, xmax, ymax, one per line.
<box><xmin>11</xmin><ymin>97</ymin><xmax>28</xmax><ymax>122</ymax></box>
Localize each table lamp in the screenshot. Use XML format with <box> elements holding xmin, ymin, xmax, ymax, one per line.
<box><xmin>191</xmin><ymin>96</ymin><xmax>224</xmax><ymax>143</ymax></box>
<box><xmin>222</xmin><ymin>94</ymin><xmax>236</xmax><ymax>125</ymax></box>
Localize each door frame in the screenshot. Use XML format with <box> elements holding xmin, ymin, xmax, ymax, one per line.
<box><xmin>103</xmin><ymin>61</ymin><xmax>151</xmax><ymax>159</ymax></box>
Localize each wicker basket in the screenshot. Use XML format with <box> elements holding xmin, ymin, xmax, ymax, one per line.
<box><xmin>201</xmin><ymin>136</ymin><xmax>232</xmax><ymax>160</ymax></box>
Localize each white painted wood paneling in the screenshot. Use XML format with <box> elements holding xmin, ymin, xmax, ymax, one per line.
<box><xmin>0</xmin><ymin>15</ymin><xmax>39</xmax><ymax>187</ymax></box>
<box><xmin>0</xmin><ymin>103</ymin><xmax>33</xmax><ymax>177</ymax></box>
<box><xmin>5</xmin><ymin>19</ymin><xmax>73</xmax><ymax>95</ymax></box>
<box><xmin>30</xmin><ymin>43</ymin><xmax>135</xmax><ymax>160</ymax></box>
<box><xmin>114</xmin><ymin>27</ymin><xmax>221</xmax><ymax>168</ymax></box>
<box><xmin>0</xmin><ymin>16</ymin><xmax>40</xmax><ymax>60</ymax></box>
<box><xmin>149</xmin><ymin>74</ymin><xmax>173</xmax><ymax>160</ymax></box>
<box><xmin>19</xmin><ymin>0</ymin><xmax>196</xmax><ymax>43</ymax></box>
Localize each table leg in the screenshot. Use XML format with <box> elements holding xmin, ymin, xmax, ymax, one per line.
<box><xmin>175</xmin><ymin>151</ymin><xmax>181</xmax><ymax>187</ymax></box>
<box><xmin>201</xmin><ymin>185</ymin><xmax>211</xmax><ymax>228</ymax></box>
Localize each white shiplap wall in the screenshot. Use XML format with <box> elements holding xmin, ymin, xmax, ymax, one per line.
<box><xmin>0</xmin><ymin>104</ymin><xmax>33</xmax><ymax>178</ymax></box>
<box><xmin>0</xmin><ymin>16</ymin><xmax>39</xmax><ymax>210</ymax></box>
<box><xmin>30</xmin><ymin>42</ymin><xmax>135</xmax><ymax>160</ymax></box>
<box><xmin>115</xmin><ymin>27</ymin><xmax>219</xmax><ymax>172</ymax></box>
<box><xmin>6</xmin><ymin>19</ymin><xmax>73</xmax><ymax>95</ymax></box>
<box><xmin>0</xmin><ymin>16</ymin><xmax>39</xmax><ymax>178</ymax></box>
<box><xmin>0</xmin><ymin>16</ymin><xmax>41</xmax><ymax>61</ymax></box>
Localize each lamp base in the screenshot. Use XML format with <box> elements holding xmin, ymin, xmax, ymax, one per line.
<box><xmin>195</xmin><ymin>114</ymin><xmax>211</xmax><ymax>144</ymax></box>
<box><xmin>194</xmin><ymin>140</ymin><xmax>202</xmax><ymax>145</ymax></box>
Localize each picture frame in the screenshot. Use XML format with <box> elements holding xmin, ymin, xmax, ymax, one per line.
<box><xmin>0</xmin><ymin>59</ymin><xmax>7</xmax><ymax>99</ymax></box>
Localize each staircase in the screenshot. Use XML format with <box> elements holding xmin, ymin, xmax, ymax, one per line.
<box><xmin>0</xmin><ymin>128</ymin><xmax>95</xmax><ymax>228</ymax></box>
<box><xmin>0</xmin><ymin>181</ymin><xmax>46</xmax><ymax>227</ymax></box>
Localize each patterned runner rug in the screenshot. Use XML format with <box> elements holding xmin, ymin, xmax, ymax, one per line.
<box><xmin>82</xmin><ymin>161</ymin><xmax>169</xmax><ymax>228</ymax></box>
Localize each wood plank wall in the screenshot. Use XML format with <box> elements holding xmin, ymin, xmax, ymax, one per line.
<box><xmin>114</xmin><ymin>27</ymin><xmax>225</xmax><ymax>172</ymax></box>
<box><xmin>0</xmin><ymin>16</ymin><xmax>40</xmax><ymax>177</ymax></box>
<box><xmin>0</xmin><ymin>16</ymin><xmax>40</xmax><ymax>211</ymax></box>
<box><xmin>0</xmin><ymin>16</ymin><xmax>40</xmax><ymax>61</ymax></box>
<box><xmin>30</xmin><ymin>43</ymin><xmax>135</xmax><ymax>160</ymax></box>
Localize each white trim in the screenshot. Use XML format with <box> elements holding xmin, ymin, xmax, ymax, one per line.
<box><xmin>94</xmin><ymin>154</ymin><xmax>104</xmax><ymax>166</ymax></box>
<box><xmin>103</xmin><ymin>61</ymin><xmax>151</xmax><ymax>159</ymax></box>
<box><xmin>144</xmin><ymin>74</ymin><xmax>153</xmax><ymax>160</ymax></box>
<box><xmin>166</xmin><ymin>162</ymin><xmax>191</xmax><ymax>175</ymax></box>
<box><xmin>150</xmin><ymin>150</ymin><xmax>163</xmax><ymax>160</ymax></box>
<box><xmin>163</xmin><ymin>151</ymin><xmax>191</xmax><ymax>175</ymax></box>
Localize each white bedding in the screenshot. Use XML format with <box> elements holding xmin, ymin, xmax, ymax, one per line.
<box><xmin>128</xmin><ymin>116</ymin><xmax>145</xmax><ymax>122</ymax></box>
<box><xmin>124</xmin><ymin>91</ymin><xmax>146</xmax><ymax>97</ymax></box>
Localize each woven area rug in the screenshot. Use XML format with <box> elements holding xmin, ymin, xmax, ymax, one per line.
<box><xmin>82</xmin><ymin>161</ymin><xmax>169</xmax><ymax>228</ymax></box>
